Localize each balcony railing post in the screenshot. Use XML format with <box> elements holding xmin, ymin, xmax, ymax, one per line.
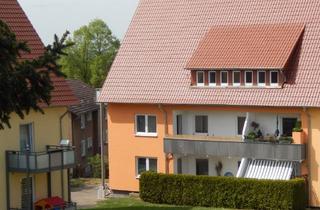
<box><xmin>60</xmin><ymin>149</ymin><xmax>64</xmax><ymax>199</ymax></box>
<box><xmin>6</xmin><ymin>151</ymin><xmax>10</xmax><ymax>210</ymax></box>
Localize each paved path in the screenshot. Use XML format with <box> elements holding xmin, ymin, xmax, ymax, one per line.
<box><xmin>71</xmin><ymin>185</ymin><xmax>100</xmax><ymax>209</ymax></box>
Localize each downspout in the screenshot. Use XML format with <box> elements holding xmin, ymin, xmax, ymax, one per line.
<box><xmin>303</xmin><ymin>107</ymin><xmax>311</xmax><ymax>206</ymax></box>
<box><xmin>59</xmin><ymin>111</ymin><xmax>69</xmax><ymax>140</ymax></box>
<box><xmin>158</xmin><ymin>104</ymin><xmax>170</xmax><ymax>174</ymax></box>
<box><xmin>237</xmin><ymin>112</ymin><xmax>250</xmax><ymax>178</ymax></box>
<box><xmin>59</xmin><ymin>110</ymin><xmax>69</xmax><ymax>201</ymax></box>
<box><xmin>158</xmin><ymin>104</ymin><xmax>168</xmax><ymax>135</ymax></box>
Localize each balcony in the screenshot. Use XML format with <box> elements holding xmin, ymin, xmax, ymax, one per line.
<box><xmin>6</xmin><ymin>146</ymin><xmax>75</xmax><ymax>173</ymax></box>
<box><xmin>164</xmin><ymin>135</ymin><xmax>306</xmax><ymax>162</ymax></box>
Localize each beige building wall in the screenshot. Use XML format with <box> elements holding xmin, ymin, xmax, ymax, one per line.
<box><xmin>0</xmin><ymin>107</ymin><xmax>72</xmax><ymax>209</ymax></box>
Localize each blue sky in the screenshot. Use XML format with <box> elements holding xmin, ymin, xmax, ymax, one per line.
<box><xmin>18</xmin><ymin>0</ymin><xmax>140</xmax><ymax>44</ymax></box>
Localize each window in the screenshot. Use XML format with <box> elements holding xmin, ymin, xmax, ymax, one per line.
<box><xmin>270</xmin><ymin>71</ymin><xmax>279</xmax><ymax>86</ymax></box>
<box><xmin>237</xmin><ymin>116</ymin><xmax>246</xmax><ymax>135</ymax></box>
<box><xmin>209</xmin><ymin>71</ymin><xmax>216</xmax><ymax>86</ymax></box>
<box><xmin>137</xmin><ymin>157</ymin><xmax>157</xmax><ymax>176</ymax></box>
<box><xmin>196</xmin><ymin>71</ymin><xmax>204</xmax><ymax>86</ymax></box>
<box><xmin>233</xmin><ymin>71</ymin><xmax>240</xmax><ymax>86</ymax></box>
<box><xmin>81</xmin><ymin>140</ymin><xmax>86</xmax><ymax>157</ymax></box>
<box><xmin>177</xmin><ymin>158</ymin><xmax>182</xmax><ymax>174</ymax></box>
<box><xmin>20</xmin><ymin>123</ymin><xmax>33</xmax><ymax>151</ymax></box>
<box><xmin>136</xmin><ymin>115</ymin><xmax>157</xmax><ymax>136</ymax></box>
<box><xmin>87</xmin><ymin>137</ymin><xmax>93</xmax><ymax>149</ymax></box>
<box><xmin>245</xmin><ymin>71</ymin><xmax>253</xmax><ymax>86</ymax></box>
<box><xmin>196</xmin><ymin>159</ymin><xmax>208</xmax><ymax>175</ymax></box>
<box><xmin>258</xmin><ymin>71</ymin><xmax>266</xmax><ymax>86</ymax></box>
<box><xmin>86</xmin><ymin>112</ymin><xmax>92</xmax><ymax>122</ymax></box>
<box><xmin>80</xmin><ymin>114</ymin><xmax>86</xmax><ymax>129</ymax></box>
<box><xmin>176</xmin><ymin>115</ymin><xmax>183</xmax><ymax>135</ymax></box>
<box><xmin>282</xmin><ymin>118</ymin><xmax>298</xmax><ymax>137</ymax></box>
<box><xmin>195</xmin><ymin>115</ymin><xmax>208</xmax><ymax>133</ymax></box>
<box><xmin>221</xmin><ymin>71</ymin><xmax>228</xmax><ymax>86</ymax></box>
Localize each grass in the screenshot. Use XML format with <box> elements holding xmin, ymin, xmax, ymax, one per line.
<box><xmin>82</xmin><ymin>197</ymin><xmax>233</xmax><ymax>210</ymax></box>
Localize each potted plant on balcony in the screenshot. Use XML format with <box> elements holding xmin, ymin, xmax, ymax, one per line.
<box><xmin>265</xmin><ymin>133</ymin><xmax>277</xmax><ymax>143</ymax></box>
<box><xmin>292</xmin><ymin>121</ymin><xmax>304</xmax><ymax>144</ymax></box>
<box><xmin>279</xmin><ymin>136</ymin><xmax>293</xmax><ymax>144</ymax></box>
<box><xmin>245</xmin><ymin>131</ymin><xmax>256</xmax><ymax>142</ymax></box>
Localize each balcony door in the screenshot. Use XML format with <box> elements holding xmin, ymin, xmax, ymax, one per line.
<box><xmin>176</xmin><ymin>115</ymin><xmax>183</xmax><ymax>135</ymax></box>
<box><xmin>20</xmin><ymin>123</ymin><xmax>33</xmax><ymax>152</ymax></box>
<box><xmin>196</xmin><ymin>159</ymin><xmax>209</xmax><ymax>175</ymax></box>
<box><xmin>21</xmin><ymin>177</ymin><xmax>33</xmax><ymax>210</ymax></box>
<box><xmin>282</xmin><ymin>118</ymin><xmax>297</xmax><ymax>137</ymax></box>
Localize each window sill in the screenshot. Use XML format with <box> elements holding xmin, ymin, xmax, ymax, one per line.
<box><xmin>135</xmin><ymin>133</ymin><xmax>158</xmax><ymax>138</ymax></box>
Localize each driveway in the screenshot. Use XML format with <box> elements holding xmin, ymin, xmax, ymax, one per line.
<box><xmin>71</xmin><ymin>185</ymin><xmax>100</xmax><ymax>209</ymax></box>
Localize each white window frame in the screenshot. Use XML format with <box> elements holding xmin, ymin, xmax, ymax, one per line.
<box><xmin>194</xmin><ymin>115</ymin><xmax>208</xmax><ymax>135</ymax></box>
<box><xmin>81</xmin><ymin>140</ymin><xmax>86</xmax><ymax>157</ymax></box>
<box><xmin>270</xmin><ymin>71</ymin><xmax>279</xmax><ymax>87</ymax></box>
<box><xmin>220</xmin><ymin>71</ymin><xmax>228</xmax><ymax>87</ymax></box>
<box><xmin>80</xmin><ymin>114</ymin><xmax>86</xmax><ymax>129</ymax></box>
<box><xmin>87</xmin><ymin>137</ymin><xmax>93</xmax><ymax>149</ymax></box>
<box><xmin>245</xmin><ymin>71</ymin><xmax>253</xmax><ymax>86</ymax></box>
<box><xmin>20</xmin><ymin>123</ymin><xmax>34</xmax><ymax>152</ymax></box>
<box><xmin>233</xmin><ymin>71</ymin><xmax>241</xmax><ymax>86</ymax></box>
<box><xmin>208</xmin><ymin>71</ymin><xmax>216</xmax><ymax>87</ymax></box>
<box><xmin>86</xmin><ymin>112</ymin><xmax>92</xmax><ymax>122</ymax></box>
<box><xmin>258</xmin><ymin>71</ymin><xmax>266</xmax><ymax>87</ymax></box>
<box><xmin>196</xmin><ymin>71</ymin><xmax>205</xmax><ymax>87</ymax></box>
<box><xmin>135</xmin><ymin>114</ymin><xmax>157</xmax><ymax>137</ymax></box>
<box><xmin>136</xmin><ymin>157</ymin><xmax>158</xmax><ymax>178</ymax></box>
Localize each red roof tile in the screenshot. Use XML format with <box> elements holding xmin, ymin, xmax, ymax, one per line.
<box><xmin>0</xmin><ymin>0</ymin><xmax>78</xmax><ymax>107</ymax></box>
<box><xmin>99</xmin><ymin>0</ymin><xmax>320</xmax><ymax>107</ymax></box>
<box><xmin>186</xmin><ymin>24</ymin><xmax>304</xmax><ymax>70</ymax></box>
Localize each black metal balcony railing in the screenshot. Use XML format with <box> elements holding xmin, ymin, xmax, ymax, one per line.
<box><xmin>6</xmin><ymin>146</ymin><xmax>75</xmax><ymax>173</ymax></box>
<box><xmin>164</xmin><ymin>136</ymin><xmax>306</xmax><ymax>162</ymax></box>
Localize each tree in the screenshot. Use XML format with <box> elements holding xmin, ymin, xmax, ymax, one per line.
<box><xmin>60</xmin><ymin>19</ymin><xmax>120</xmax><ymax>88</ymax></box>
<box><xmin>0</xmin><ymin>20</ymin><xmax>71</xmax><ymax>129</ymax></box>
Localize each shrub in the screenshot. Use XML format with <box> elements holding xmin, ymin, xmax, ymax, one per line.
<box><xmin>88</xmin><ymin>154</ymin><xmax>102</xmax><ymax>178</ymax></box>
<box><xmin>140</xmin><ymin>172</ymin><xmax>306</xmax><ymax>210</ymax></box>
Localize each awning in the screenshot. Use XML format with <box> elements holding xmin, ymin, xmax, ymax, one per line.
<box><xmin>236</xmin><ymin>158</ymin><xmax>295</xmax><ymax>180</ymax></box>
<box><xmin>186</xmin><ymin>23</ymin><xmax>305</xmax><ymax>70</ymax></box>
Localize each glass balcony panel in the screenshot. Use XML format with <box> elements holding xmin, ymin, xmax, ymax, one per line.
<box><xmin>7</xmin><ymin>148</ymin><xmax>75</xmax><ymax>173</ymax></box>
<box><xmin>36</xmin><ymin>154</ymin><xmax>49</xmax><ymax>170</ymax></box>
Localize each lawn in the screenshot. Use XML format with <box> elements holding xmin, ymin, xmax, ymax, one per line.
<box><xmin>83</xmin><ymin>197</ymin><xmax>233</xmax><ymax>210</ymax></box>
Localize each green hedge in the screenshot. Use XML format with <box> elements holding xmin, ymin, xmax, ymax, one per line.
<box><xmin>140</xmin><ymin>172</ymin><xmax>306</xmax><ymax>210</ymax></box>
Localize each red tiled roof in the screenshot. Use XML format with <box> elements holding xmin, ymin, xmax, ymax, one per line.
<box><xmin>186</xmin><ymin>24</ymin><xmax>304</xmax><ymax>70</ymax></box>
<box><xmin>99</xmin><ymin>0</ymin><xmax>320</xmax><ymax>107</ymax></box>
<box><xmin>0</xmin><ymin>0</ymin><xmax>78</xmax><ymax>107</ymax></box>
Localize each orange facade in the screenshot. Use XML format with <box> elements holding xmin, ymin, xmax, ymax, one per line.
<box><xmin>107</xmin><ymin>103</ymin><xmax>320</xmax><ymax>206</ymax></box>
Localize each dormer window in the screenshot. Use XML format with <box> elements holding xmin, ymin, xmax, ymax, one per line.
<box><xmin>270</xmin><ymin>71</ymin><xmax>279</xmax><ymax>86</ymax></box>
<box><xmin>196</xmin><ymin>71</ymin><xmax>204</xmax><ymax>86</ymax></box>
<box><xmin>233</xmin><ymin>71</ymin><xmax>240</xmax><ymax>86</ymax></box>
<box><xmin>208</xmin><ymin>71</ymin><xmax>216</xmax><ymax>86</ymax></box>
<box><xmin>187</xmin><ymin>24</ymin><xmax>304</xmax><ymax>89</ymax></box>
<box><xmin>245</xmin><ymin>71</ymin><xmax>253</xmax><ymax>86</ymax></box>
<box><xmin>221</xmin><ymin>71</ymin><xmax>228</xmax><ymax>87</ymax></box>
<box><xmin>258</xmin><ymin>71</ymin><xmax>266</xmax><ymax>86</ymax></box>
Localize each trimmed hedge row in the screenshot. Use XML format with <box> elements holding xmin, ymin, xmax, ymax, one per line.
<box><xmin>140</xmin><ymin>172</ymin><xmax>306</xmax><ymax>210</ymax></box>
